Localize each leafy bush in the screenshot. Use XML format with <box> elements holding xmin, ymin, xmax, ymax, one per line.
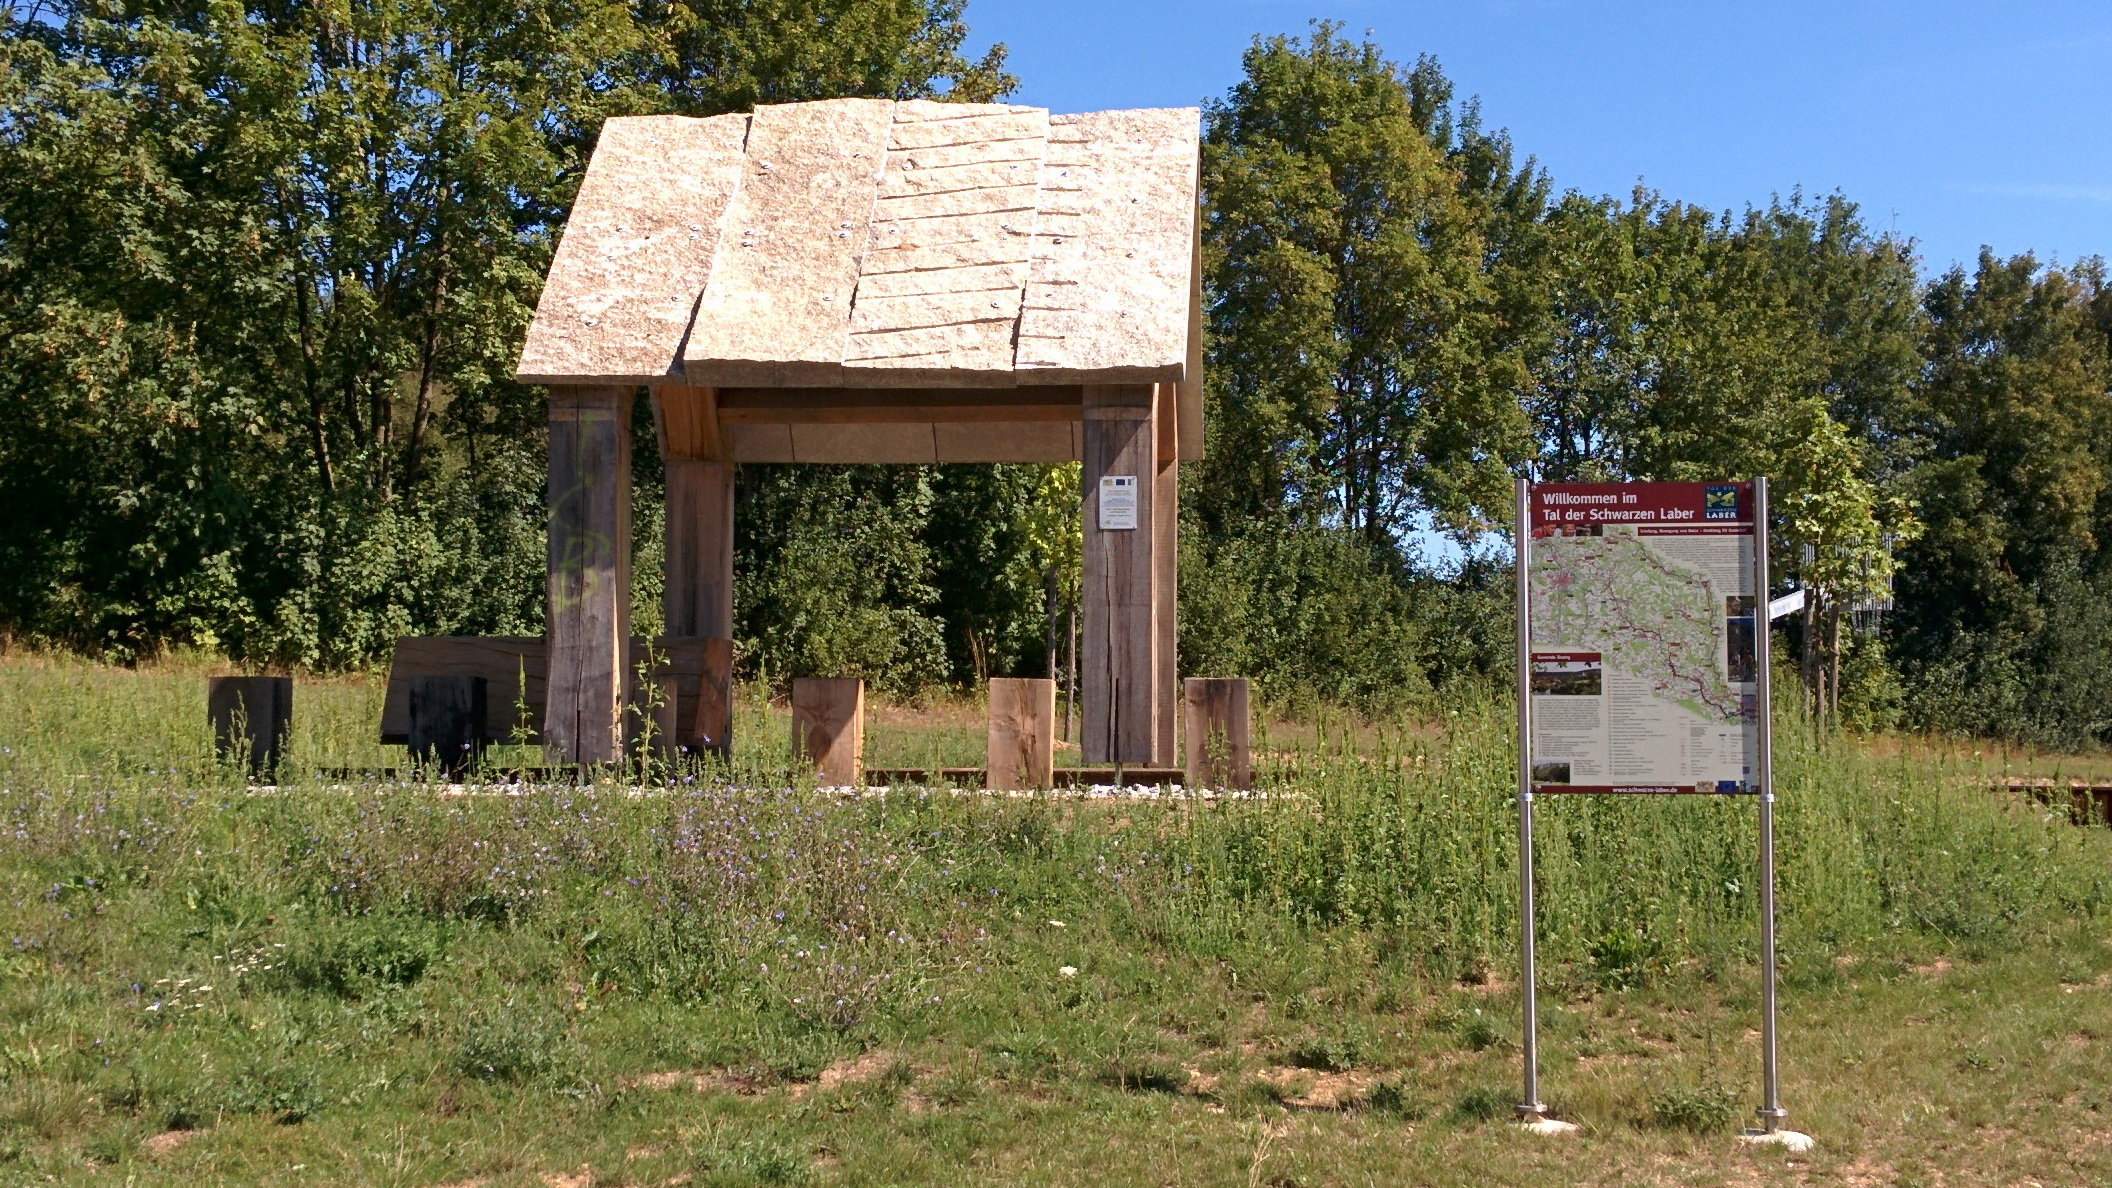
<box><xmin>456</xmin><ymin>1010</ymin><xmax>577</xmax><ymax>1084</ymax></box>
<box><xmin>1647</xmin><ymin>1083</ymin><xmax>1741</xmax><ymax>1132</ymax></box>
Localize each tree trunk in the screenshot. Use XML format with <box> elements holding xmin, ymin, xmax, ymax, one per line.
<box><xmin>1801</xmin><ymin>590</ymin><xmax>1820</xmax><ymax>721</ymax></box>
<box><xmin>1828</xmin><ymin>602</ymin><xmax>1845</xmax><ymax>725</ymax></box>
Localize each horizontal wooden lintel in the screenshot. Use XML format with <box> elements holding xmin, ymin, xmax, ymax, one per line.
<box><xmin>717</xmin><ymin>386</ymin><xmax>1082</xmax><ymax>425</ymax></box>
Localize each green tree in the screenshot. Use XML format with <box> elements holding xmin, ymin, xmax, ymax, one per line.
<box><xmin>1890</xmin><ymin>252</ymin><xmax>2112</xmax><ymax>743</ymax></box>
<box><xmin>1199</xmin><ymin>22</ymin><xmax>1536</xmax><ymax>546</ymax></box>
<box><xmin>0</xmin><ymin>0</ymin><xmax>1009</xmax><ymax>667</ymax></box>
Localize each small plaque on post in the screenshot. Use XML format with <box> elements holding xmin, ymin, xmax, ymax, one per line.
<box><xmin>1098</xmin><ymin>476</ymin><xmax>1139</xmax><ymax>530</ymax></box>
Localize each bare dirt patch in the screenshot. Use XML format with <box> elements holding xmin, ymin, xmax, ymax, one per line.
<box><xmin>616</xmin><ymin>1068</ymin><xmax>772</xmax><ymax>1095</ymax></box>
<box><xmin>142</xmin><ymin>1129</ymin><xmax>198</xmax><ymax>1157</ymax></box>
<box><xmin>1253</xmin><ymin>1066</ymin><xmax>1375</xmax><ymax>1110</ymax></box>
<box><xmin>812</xmin><ymin>1049</ymin><xmax>896</xmax><ymax>1093</ymax></box>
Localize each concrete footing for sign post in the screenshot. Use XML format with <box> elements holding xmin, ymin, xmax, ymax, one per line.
<box><xmin>1514</xmin><ymin>1116</ymin><xmax>1580</xmax><ymax>1136</ymax></box>
<box><xmin>1738</xmin><ymin>1129</ymin><xmax>1815</xmax><ymax>1152</ymax></box>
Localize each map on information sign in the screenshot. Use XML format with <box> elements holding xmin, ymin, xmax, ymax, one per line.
<box><xmin>1526</xmin><ymin>482</ymin><xmax>1758</xmax><ymax>794</ymax></box>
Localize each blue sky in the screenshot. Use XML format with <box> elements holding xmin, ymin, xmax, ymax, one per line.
<box><xmin>961</xmin><ymin>0</ymin><xmax>2110</xmax><ymax>276</ymax></box>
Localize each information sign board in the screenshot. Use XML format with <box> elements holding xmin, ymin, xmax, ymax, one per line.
<box><xmin>1526</xmin><ymin>482</ymin><xmax>1758</xmax><ymax>794</ymax></box>
<box><xmin>1510</xmin><ymin>476</ymin><xmax>1788</xmax><ymax>1136</ymax></box>
<box><xmin>1097</xmin><ymin>476</ymin><xmax>1139</xmax><ymax>531</ymax></box>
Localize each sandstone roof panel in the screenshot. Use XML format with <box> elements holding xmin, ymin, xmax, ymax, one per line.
<box><xmin>518</xmin><ymin>99</ymin><xmax>1200</xmax><ymax>393</ymax></box>
<box><xmin>516</xmin><ymin>114</ymin><xmax>748</xmax><ymax>384</ymax></box>
<box><xmin>681</xmin><ymin>99</ymin><xmax>895</xmax><ymax>386</ymax></box>
<box><xmin>858</xmin><ymin>211</ymin><xmax>1038</xmax><ymax>275</ymax></box>
<box><xmin>1014</xmin><ymin>108</ymin><xmax>1198</xmax><ymax>384</ymax></box>
<box><xmin>840</xmin><ymin>103</ymin><xmax>1049</xmax><ymax>386</ymax></box>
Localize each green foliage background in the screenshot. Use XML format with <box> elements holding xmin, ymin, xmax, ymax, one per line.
<box><xmin>3</xmin><ymin>11</ymin><xmax>2110</xmax><ymax>743</ymax></box>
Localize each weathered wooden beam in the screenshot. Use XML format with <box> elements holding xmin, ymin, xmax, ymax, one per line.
<box><xmin>1177</xmin><ymin>206</ymin><xmax>1206</xmax><ymax>460</ymax></box>
<box><xmin>1081</xmin><ymin>383</ymin><xmax>1158</xmax><ymax>764</ymax></box>
<box><xmin>1183</xmin><ymin>677</ymin><xmax>1251</xmax><ymax>791</ymax></box>
<box><xmin>663</xmin><ymin>459</ymin><xmax>733</xmax><ymax>639</ymax></box>
<box><xmin>382</xmin><ymin>636</ymin><xmax>726</xmax><ymax>750</ymax></box>
<box><xmin>208</xmin><ymin>676</ymin><xmax>292</xmax><ymax>779</ymax></box>
<box><xmin>716</xmin><ymin>386</ymin><xmax>1082</xmax><ymax>424</ymax></box>
<box><xmin>653</xmin><ymin>384</ymin><xmax>723</xmax><ymax>461</ymax></box>
<box><xmin>987</xmin><ymin>677</ymin><xmax>1056</xmax><ymax>790</ymax></box>
<box><xmin>792</xmin><ymin>678</ymin><xmax>863</xmax><ymax>785</ymax></box>
<box><xmin>380</xmin><ymin>636</ymin><xmax>543</xmax><ymax>744</ymax></box>
<box><xmin>1154</xmin><ymin>382</ymin><xmax>1180</xmax><ymax>766</ymax></box>
<box><xmin>690</xmin><ymin>636</ymin><xmax>734</xmax><ymax>757</ymax></box>
<box><xmin>545</xmin><ymin>386</ymin><xmax>633</xmax><ymax>765</ymax></box>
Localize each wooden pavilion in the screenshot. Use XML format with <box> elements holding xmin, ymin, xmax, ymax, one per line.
<box><xmin>386</xmin><ymin>98</ymin><xmax>1202</xmax><ymax>768</ymax></box>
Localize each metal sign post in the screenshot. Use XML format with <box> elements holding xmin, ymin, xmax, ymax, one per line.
<box><xmin>1751</xmin><ymin>477</ymin><xmax>1785</xmax><ymax>1134</ymax></box>
<box><xmin>1511</xmin><ymin>476</ymin><xmax>1789</xmax><ymax>1140</ymax></box>
<box><xmin>1513</xmin><ymin>476</ymin><xmax>1545</xmax><ymax>1122</ymax></box>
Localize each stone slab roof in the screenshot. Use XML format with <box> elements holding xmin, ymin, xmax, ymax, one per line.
<box><xmin>516</xmin><ymin>98</ymin><xmax>1200</xmax><ymax>390</ymax></box>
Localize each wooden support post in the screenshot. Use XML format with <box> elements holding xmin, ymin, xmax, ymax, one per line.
<box><xmin>987</xmin><ymin>677</ymin><xmax>1056</xmax><ymax>790</ymax></box>
<box><xmin>663</xmin><ymin>459</ymin><xmax>734</xmax><ymax>640</ymax></box>
<box><xmin>1154</xmin><ymin>381</ymin><xmax>1180</xmax><ymax>767</ymax></box>
<box><xmin>791</xmin><ymin>677</ymin><xmax>863</xmax><ymax>785</ymax></box>
<box><xmin>1183</xmin><ymin>677</ymin><xmax>1251</xmax><ymax>790</ymax></box>
<box><xmin>208</xmin><ymin>676</ymin><xmax>293</xmax><ymax>780</ymax></box>
<box><xmin>409</xmin><ymin>675</ymin><xmax>487</xmax><ymax>778</ymax></box>
<box><xmin>693</xmin><ymin>636</ymin><xmax>734</xmax><ymax>757</ymax></box>
<box><xmin>1081</xmin><ymin>383</ymin><xmax>1159</xmax><ymax>764</ymax></box>
<box><xmin>657</xmin><ymin>386</ymin><xmax>735</xmax><ymax>758</ymax></box>
<box><xmin>545</xmin><ymin>386</ymin><xmax>633</xmax><ymax>765</ymax></box>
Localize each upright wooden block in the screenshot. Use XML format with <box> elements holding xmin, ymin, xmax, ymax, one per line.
<box><xmin>1081</xmin><ymin>383</ymin><xmax>1159</xmax><ymax>764</ymax></box>
<box><xmin>1183</xmin><ymin>678</ymin><xmax>1251</xmax><ymax>790</ymax></box>
<box><xmin>791</xmin><ymin>678</ymin><xmax>863</xmax><ymax>785</ymax></box>
<box><xmin>408</xmin><ymin>675</ymin><xmax>487</xmax><ymax>777</ymax></box>
<box><xmin>987</xmin><ymin>677</ymin><xmax>1056</xmax><ymax>790</ymax></box>
<box><xmin>208</xmin><ymin>676</ymin><xmax>293</xmax><ymax>779</ymax></box>
<box><xmin>663</xmin><ymin>458</ymin><xmax>734</xmax><ymax>639</ymax></box>
<box><xmin>545</xmin><ymin>386</ymin><xmax>633</xmax><ymax>765</ymax></box>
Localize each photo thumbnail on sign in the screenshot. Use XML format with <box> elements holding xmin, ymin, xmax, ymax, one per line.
<box><xmin>1526</xmin><ymin>482</ymin><xmax>1759</xmax><ymax>795</ymax></box>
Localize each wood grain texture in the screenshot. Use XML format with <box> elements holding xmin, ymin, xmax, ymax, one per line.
<box><xmin>653</xmin><ymin>385</ymin><xmax>722</xmax><ymax>461</ymax></box>
<box><xmin>1080</xmin><ymin>383</ymin><xmax>1158</xmax><ymax>764</ymax></box>
<box><xmin>791</xmin><ymin>677</ymin><xmax>863</xmax><ymax>785</ymax></box>
<box><xmin>986</xmin><ymin>677</ymin><xmax>1056</xmax><ymax>789</ymax></box>
<box><xmin>689</xmin><ymin>636</ymin><xmax>734</xmax><ymax>757</ymax></box>
<box><xmin>1183</xmin><ymin>678</ymin><xmax>1251</xmax><ymax>790</ymax></box>
<box><xmin>1154</xmin><ymin>389</ymin><xmax>1179</xmax><ymax>765</ymax></box>
<box><xmin>663</xmin><ymin>460</ymin><xmax>733</xmax><ymax>639</ymax></box>
<box><xmin>407</xmin><ymin>676</ymin><xmax>487</xmax><ymax>776</ymax></box>
<box><xmin>726</xmin><ymin>420</ymin><xmax>1077</xmax><ymax>462</ymax></box>
<box><xmin>843</xmin><ymin>103</ymin><xmax>1047</xmax><ymax>386</ymax></box>
<box><xmin>933</xmin><ymin>421</ymin><xmax>1078</xmax><ymax>462</ymax></box>
<box><xmin>208</xmin><ymin>676</ymin><xmax>292</xmax><ymax>778</ymax></box>
<box><xmin>545</xmin><ymin>387</ymin><xmax>632</xmax><ymax>764</ymax></box>
<box><xmin>518</xmin><ymin>115</ymin><xmax>749</xmax><ymax>383</ymax></box>
<box><xmin>717</xmin><ymin>386</ymin><xmax>1080</xmax><ymax>424</ymax></box>
<box><xmin>379</xmin><ymin>637</ymin><xmax>545</xmax><ymax>743</ymax></box>
<box><xmin>1014</xmin><ymin>109</ymin><xmax>1199</xmax><ymax>385</ymax></box>
<box><xmin>791</xmin><ymin>423</ymin><xmax>936</xmax><ymax>463</ymax></box>
<box><xmin>726</xmin><ymin>423</ymin><xmax>795</xmax><ymax>462</ymax></box>
<box><xmin>683</xmin><ymin>99</ymin><xmax>895</xmax><ymax>386</ymax></box>
<box><xmin>1178</xmin><ymin>211</ymin><xmax>1205</xmax><ymax>460</ymax></box>
<box><xmin>380</xmin><ymin>636</ymin><xmax>720</xmax><ymax>750</ymax></box>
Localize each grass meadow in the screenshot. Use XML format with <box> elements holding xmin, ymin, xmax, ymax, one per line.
<box><xmin>0</xmin><ymin>652</ymin><xmax>2108</xmax><ymax>1185</ymax></box>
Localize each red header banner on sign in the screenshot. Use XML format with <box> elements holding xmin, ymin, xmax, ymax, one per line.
<box><xmin>1528</xmin><ymin>482</ymin><xmax>1752</xmax><ymax>535</ymax></box>
<box><xmin>1523</xmin><ymin>480</ymin><xmax>1759</xmax><ymax>796</ymax></box>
